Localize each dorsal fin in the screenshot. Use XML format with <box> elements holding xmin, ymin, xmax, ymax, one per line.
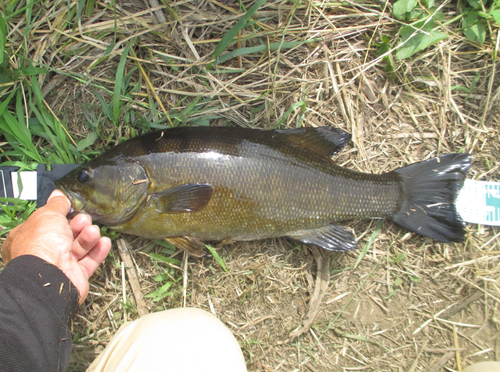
<box><xmin>275</xmin><ymin>127</ymin><xmax>351</xmax><ymax>157</ymax></box>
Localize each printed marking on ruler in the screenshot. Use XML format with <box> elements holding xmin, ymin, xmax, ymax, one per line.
<box><xmin>456</xmin><ymin>179</ymin><xmax>500</xmax><ymax>226</ymax></box>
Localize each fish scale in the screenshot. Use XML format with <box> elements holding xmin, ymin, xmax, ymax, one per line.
<box><xmin>55</xmin><ymin>126</ymin><xmax>471</xmax><ymax>255</ymax></box>
<box><xmin>117</xmin><ymin>140</ymin><xmax>399</xmax><ymax>239</ymax></box>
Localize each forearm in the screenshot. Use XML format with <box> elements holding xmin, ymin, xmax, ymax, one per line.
<box><xmin>0</xmin><ymin>255</ymin><xmax>79</xmax><ymax>372</ymax></box>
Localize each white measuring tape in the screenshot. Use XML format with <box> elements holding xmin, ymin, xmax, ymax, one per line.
<box><xmin>456</xmin><ymin>180</ymin><xmax>500</xmax><ymax>226</ymax></box>
<box><xmin>10</xmin><ymin>171</ymin><xmax>38</xmax><ymax>200</ymax></box>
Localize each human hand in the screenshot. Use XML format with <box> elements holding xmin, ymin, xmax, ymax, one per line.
<box><xmin>1</xmin><ymin>190</ymin><xmax>111</xmax><ymax>305</ymax></box>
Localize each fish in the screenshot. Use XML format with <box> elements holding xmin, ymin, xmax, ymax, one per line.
<box><xmin>55</xmin><ymin>126</ymin><xmax>472</xmax><ymax>257</ymax></box>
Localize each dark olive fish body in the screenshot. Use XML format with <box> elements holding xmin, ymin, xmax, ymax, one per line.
<box><xmin>56</xmin><ymin>127</ymin><xmax>471</xmax><ymax>255</ymax></box>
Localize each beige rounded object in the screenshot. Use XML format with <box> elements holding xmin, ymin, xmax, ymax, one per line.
<box><xmin>462</xmin><ymin>362</ymin><xmax>500</xmax><ymax>372</ymax></box>
<box><xmin>87</xmin><ymin>308</ymin><xmax>247</xmax><ymax>372</ymax></box>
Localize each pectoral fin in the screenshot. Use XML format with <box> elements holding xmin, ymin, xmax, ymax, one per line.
<box><xmin>152</xmin><ymin>183</ymin><xmax>214</xmax><ymax>214</ymax></box>
<box><xmin>165</xmin><ymin>237</ymin><xmax>206</xmax><ymax>257</ymax></box>
<box><xmin>289</xmin><ymin>225</ymin><xmax>357</xmax><ymax>252</ymax></box>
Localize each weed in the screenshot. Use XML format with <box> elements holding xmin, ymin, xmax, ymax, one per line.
<box><xmin>211</xmin><ymin>0</ymin><xmax>268</xmax><ymax>63</ymax></box>
<box><xmin>205</xmin><ymin>244</ymin><xmax>228</xmax><ymax>272</ymax></box>
<box><xmin>145</xmin><ymin>251</ymin><xmax>182</xmax><ymax>302</ymax></box>
<box><xmin>0</xmin><ymin>198</ymin><xmax>36</xmax><ymax>236</ymax></box>
<box><xmin>390</xmin><ymin>0</ymin><xmax>447</xmax><ymax>60</ymax></box>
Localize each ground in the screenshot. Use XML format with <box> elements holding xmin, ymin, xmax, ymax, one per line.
<box><xmin>1</xmin><ymin>0</ymin><xmax>500</xmax><ymax>371</ymax></box>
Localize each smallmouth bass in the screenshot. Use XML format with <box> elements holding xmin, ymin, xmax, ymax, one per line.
<box><xmin>55</xmin><ymin>127</ymin><xmax>471</xmax><ymax>256</ymax></box>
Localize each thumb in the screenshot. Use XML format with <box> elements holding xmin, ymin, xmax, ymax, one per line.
<box><xmin>45</xmin><ymin>190</ymin><xmax>71</xmax><ymax>216</ymax></box>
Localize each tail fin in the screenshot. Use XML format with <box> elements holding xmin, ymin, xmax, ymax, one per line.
<box><xmin>391</xmin><ymin>154</ymin><xmax>472</xmax><ymax>242</ymax></box>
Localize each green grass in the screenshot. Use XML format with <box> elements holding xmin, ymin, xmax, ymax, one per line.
<box><xmin>146</xmin><ymin>251</ymin><xmax>183</xmax><ymax>302</ymax></box>
<box><xmin>0</xmin><ymin>198</ymin><xmax>36</xmax><ymax>236</ymax></box>
<box><xmin>375</xmin><ymin>0</ymin><xmax>500</xmax><ymax>64</ymax></box>
<box><xmin>205</xmin><ymin>244</ymin><xmax>228</xmax><ymax>272</ymax></box>
<box><xmin>211</xmin><ymin>0</ymin><xmax>268</xmax><ymax>62</ymax></box>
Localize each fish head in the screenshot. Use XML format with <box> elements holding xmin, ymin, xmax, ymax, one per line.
<box><xmin>55</xmin><ymin>158</ymin><xmax>150</xmax><ymax>225</ymax></box>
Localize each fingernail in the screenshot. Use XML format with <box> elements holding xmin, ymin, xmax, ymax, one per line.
<box><xmin>47</xmin><ymin>189</ymin><xmax>66</xmax><ymax>202</ymax></box>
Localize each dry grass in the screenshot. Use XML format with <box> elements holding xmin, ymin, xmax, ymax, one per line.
<box><xmin>1</xmin><ymin>0</ymin><xmax>500</xmax><ymax>371</ymax></box>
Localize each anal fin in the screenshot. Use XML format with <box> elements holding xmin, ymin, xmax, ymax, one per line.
<box><xmin>289</xmin><ymin>225</ymin><xmax>357</xmax><ymax>252</ymax></box>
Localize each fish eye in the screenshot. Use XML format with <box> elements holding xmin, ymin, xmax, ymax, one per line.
<box><xmin>76</xmin><ymin>169</ymin><xmax>92</xmax><ymax>183</ymax></box>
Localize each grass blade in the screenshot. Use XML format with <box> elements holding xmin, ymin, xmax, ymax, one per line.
<box><xmin>0</xmin><ymin>109</ymin><xmax>43</xmax><ymax>163</ymax></box>
<box><xmin>334</xmin><ymin>329</ymin><xmax>388</xmax><ymax>351</ymax></box>
<box><xmin>205</xmin><ymin>244</ymin><xmax>228</xmax><ymax>272</ymax></box>
<box><xmin>353</xmin><ymin>220</ymin><xmax>383</xmax><ymax>269</ymax></box>
<box><xmin>113</xmin><ymin>45</ymin><xmax>130</xmax><ymax>125</ymax></box>
<box><xmin>145</xmin><ymin>281</ymin><xmax>174</xmax><ymax>301</ymax></box>
<box><xmin>215</xmin><ymin>38</ymin><xmax>321</xmax><ymax>65</ymax></box>
<box><xmin>76</xmin><ymin>132</ymin><xmax>98</xmax><ymax>152</ymax></box>
<box><xmin>0</xmin><ymin>89</ymin><xmax>15</xmax><ymax>117</ymax></box>
<box><xmin>0</xmin><ymin>12</ymin><xmax>6</xmax><ymax>65</ymax></box>
<box><xmin>85</xmin><ymin>0</ymin><xmax>95</xmax><ymax>16</ymax></box>
<box><xmin>20</xmin><ymin>67</ymin><xmax>48</xmax><ymax>76</ymax></box>
<box><xmin>212</xmin><ymin>0</ymin><xmax>267</xmax><ymax>59</ymax></box>
<box><xmin>74</xmin><ymin>0</ymin><xmax>86</xmax><ymax>26</ymax></box>
<box><xmin>29</xmin><ymin>77</ymin><xmax>76</xmax><ymax>163</ymax></box>
<box><xmin>149</xmin><ymin>252</ymin><xmax>182</xmax><ymax>266</ymax></box>
<box><xmin>273</xmin><ymin>100</ymin><xmax>305</xmax><ymax>128</ymax></box>
<box><xmin>25</xmin><ymin>0</ymin><xmax>33</xmax><ymax>34</ymax></box>
<box><xmin>91</xmin><ymin>88</ymin><xmax>113</xmax><ymax>120</ymax></box>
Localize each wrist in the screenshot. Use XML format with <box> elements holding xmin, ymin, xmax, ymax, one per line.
<box><xmin>0</xmin><ymin>255</ymin><xmax>80</xmax><ymax>324</ymax></box>
<box><xmin>7</xmin><ymin>250</ymin><xmax>87</xmax><ymax>305</ymax></box>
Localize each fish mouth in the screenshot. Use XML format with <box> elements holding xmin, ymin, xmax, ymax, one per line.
<box><xmin>55</xmin><ymin>183</ymin><xmax>87</xmax><ymax>213</ymax></box>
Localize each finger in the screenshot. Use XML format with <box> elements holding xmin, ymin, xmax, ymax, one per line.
<box><xmin>44</xmin><ymin>190</ymin><xmax>71</xmax><ymax>216</ymax></box>
<box><xmin>78</xmin><ymin>237</ymin><xmax>112</xmax><ymax>278</ymax></box>
<box><xmin>69</xmin><ymin>213</ymin><xmax>92</xmax><ymax>239</ymax></box>
<box><xmin>72</xmin><ymin>225</ymin><xmax>101</xmax><ymax>260</ymax></box>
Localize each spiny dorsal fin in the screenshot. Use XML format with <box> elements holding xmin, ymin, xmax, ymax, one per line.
<box><xmin>275</xmin><ymin>127</ymin><xmax>351</xmax><ymax>157</ymax></box>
